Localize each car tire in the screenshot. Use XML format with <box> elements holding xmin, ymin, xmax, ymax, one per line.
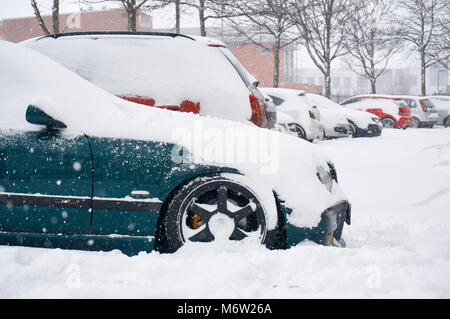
<box><xmin>444</xmin><ymin>117</ymin><xmax>450</xmax><ymax>128</ymax></box>
<box><xmin>411</xmin><ymin>117</ymin><xmax>420</xmax><ymax>128</ymax></box>
<box><xmin>155</xmin><ymin>176</ymin><xmax>268</xmax><ymax>253</ymax></box>
<box><xmin>294</xmin><ymin>124</ymin><xmax>307</xmax><ymax>140</ymax></box>
<box><xmin>348</xmin><ymin>121</ymin><xmax>357</xmax><ymax>137</ymax></box>
<box><xmin>381</xmin><ymin>117</ymin><xmax>396</xmax><ymax>129</ymax></box>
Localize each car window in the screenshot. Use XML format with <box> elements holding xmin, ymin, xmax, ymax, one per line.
<box><xmin>421</xmin><ymin>99</ymin><xmax>435</xmax><ymax>109</ymax></box>
<box><xmin>342</xmin><ymin>98</ymin><xmax>361</xmax><ymax>105</ymax></box>
<box><xmin>268</xmin><ymin>95</ymin><xmax>285</xmax><ymax>106</ymax></box>
<box><xmin>219</xmin><ymin>47</ymin><xmax>252</xmax><ymax>87</ymax></box>
<box><xmin>24</xmin><ymin>36</ymin><xmax>251</xmax><ymax>122</ymax></box>
<box><xmin>402</xmin><ymin>98</ymin><xmax>417</xmax><ymax>108</ymax></box>
<box><xmin>393</xmin><ymin>99</ymin><xmax>407</xmax><ymax>107</ymax></box>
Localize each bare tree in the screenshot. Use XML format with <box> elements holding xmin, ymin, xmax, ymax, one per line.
<box><xmin>30</xmin><ymin>0</ymin><xmax>60</xmax><ymax>35</ymax></box>
<box><xmin>160</xmin><ymin>0</ymin><xmax>228</xmax><ymax>36</ymax></box>
<box><xmin>395</xmin><ymin>0</ymin><xmax>449</xmax><ymax>95</ymax></box>
<box><xmin>343</xmin><ymin>0</ymin><xmax>400</xmax><ymax>94</ymax></box>
<box><xmin>290</xmin><ymin>0</ymin><xmax>356</xmax><ymax>98</ymax></box>
<box><xmin>220</xmin><ymin>0</ymin><xmax>299</xmax><ymax>87</ymax></box>
<box><xmin>81</xmin><ymin>0</ymin><xmax>165</xmax><ymax>31</ymax></box>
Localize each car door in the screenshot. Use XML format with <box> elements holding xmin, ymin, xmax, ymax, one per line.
<box><xmin>87</xmin><ymin>137</ymin><xmax>172</xmax><ymax>238</ymax></box>
<box><xmin>0</xmin><ymin>128</ymin><xmax>92</xmax><ymax>239</ymax></box>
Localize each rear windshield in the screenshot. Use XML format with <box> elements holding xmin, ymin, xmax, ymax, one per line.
<box><xmin>268</xmin><ymin>95</ymin><xmax>285</xmax><ymax>106</ymax></box>
<box><xmin>402</xmin><ymin>98</ymin><xmax>417</xmax><ymax>108</ymax></box>
<box><xmin>24</xmin><ymin>36</ymin><xmax>251</xmax><ymax>121</ymax></box>
<box><xmin>393</xmin><ymin>99</ymin><xmax>407</xmax><ymax>107</ymax></box>
<box><xmin>219</xmin><ymin>47</ymin><xmax>252</xmax><ymax>87</ymax></box>
<box><xmin>421</xmin><ymin>99</ymin><xmax>435</xmax><ymax>108</ymax></box>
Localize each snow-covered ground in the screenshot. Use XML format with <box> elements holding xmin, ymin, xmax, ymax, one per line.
<box><xmin>1</xmin><ymin>128</ymin><xmax>449</xmax><ymax>298</ymax></box>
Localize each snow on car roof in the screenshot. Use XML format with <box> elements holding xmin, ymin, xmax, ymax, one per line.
<box><xmin>0</xmin><ymin>41</ymin><xmax>347</xmax><ymax>229</ymax></box>
<box><xmin>23</xmin><ymin>33</ymin><xmax>251</xmax><ymax>123</ymax></box>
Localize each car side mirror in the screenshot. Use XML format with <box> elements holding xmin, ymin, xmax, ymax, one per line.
<box><xmin>253</xmin><ymin>81</ymin><xmax>259</xmax><ymax>87</ymax></box>
<box><xmin>26</xmin><ymin>105</ymin><xmax>67</xmax><ymax>129</ymax></box>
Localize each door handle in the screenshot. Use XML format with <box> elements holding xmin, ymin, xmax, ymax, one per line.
<box><xmin>130</xmin><ymin>190</ymin><xmax>150</xmax><ymax>199</ymax></box>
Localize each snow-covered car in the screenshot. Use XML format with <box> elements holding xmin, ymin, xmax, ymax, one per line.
<box><xmin>262</xmin><ymin>88</ymin><xmax>350</xmax><ymax>139</ymax></box>
<box><xmin>425</xmin><ymin>96</ymin><xmax>450</xmax><ymax>127</ymax></box>
<box><xmin>0</xmin><ymin>41</ymin><xmax>351</xmax><ymax>255</ymax></box>
<box><xmin>22</xmin><ymin>31</ymin><xmax>270</xmax><ymax>129</ymax></box>
<box><xmin>260</xmin><ymin>87</ymin><xmax>324</xmax><ymax>142</ymax></box>
<box><xmin>396</xmin><ymin>95</ymin><xmax>438</xmax><ymax>128</ymax></box>
<box><xmin>304</xmin><ymin>93</ymin><xmax>383</xmax><ymax>137</ymax></box>
<box><xmin>340</xmin><ymin>95</ymin><xmax>412</xmax><ymax>129</ymax></box>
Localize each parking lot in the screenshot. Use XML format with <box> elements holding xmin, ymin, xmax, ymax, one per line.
<box><xmin>1</xmin><ymin>127</ymin><xmax>448</xmax><ymax>298</ymax></box>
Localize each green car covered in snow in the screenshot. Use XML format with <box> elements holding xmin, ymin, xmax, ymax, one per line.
<box><xmin>0</xmin><ymin>40</ymin><xmax>350</xmax><ymax>255</ymax></box>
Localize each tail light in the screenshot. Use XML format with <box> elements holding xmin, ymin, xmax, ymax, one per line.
<box><xmin>248</xmin><ymin>87</ymin><xmax>268</xmax><ymax>128</ymax></box>
<box><xmin>419</xmin><ymin>100</ymin><xmax>427</xmax><ymax>112</ymax></box>
<box><xmin>119</xmin><ymin>95</ymin><xmax>155</xmax><ymax>106</ymax></box>
<box><xmin>398</xmin><ymin>106</ymin><xmax>410</xmax><ymax>116</ymax></box>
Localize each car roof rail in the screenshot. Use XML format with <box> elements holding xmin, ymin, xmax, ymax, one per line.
<box><xmin>36</xmin><ymin>31</ymin><xmax>196</xmax><ymax>41</ymax></box>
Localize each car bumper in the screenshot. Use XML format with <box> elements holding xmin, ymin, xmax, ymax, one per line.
<box><xmin>398</xmin><ymin>116</ymin><xmax>412</xmax><ymax>128</ymax></box>
<box><xmin>325</xmin><ymin>124</ymin><xmax>351</xmax><ymax>138</ymax></box>
<box><xmin>283</xmin><ymin>201</ymin><xmax>351</xmax><ymax>247</ymax></box>
<box><xmin>356</xmin><ymin>123</ymin><xmax>383</xmax><ymax>137</ymax></box>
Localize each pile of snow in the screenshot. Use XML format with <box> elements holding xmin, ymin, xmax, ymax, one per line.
<box><xmin>23</xmin><ymin>34</ymin><xmax>251</xmax><ymax>122</ymax></box>
<box><xmin>0</xmin><ymin>128</ymin><xmax>449</xmax><ymax>298</ymax></box>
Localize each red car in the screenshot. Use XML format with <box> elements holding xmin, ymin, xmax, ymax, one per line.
<box><xmin>340</xmin><ymin>95</ymin><xmax>412</xmax><ymax>129</ymax></box>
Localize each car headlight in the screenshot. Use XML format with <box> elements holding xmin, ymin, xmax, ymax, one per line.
<box><xmin>317</xmin><ymin>166</ymin><xmax>334</xmax><ymax>192</ymax></box>
<box><xmin>371</xmin><ymin>117</ymin><xmax>380</xmax><ymax>124</ymax></box>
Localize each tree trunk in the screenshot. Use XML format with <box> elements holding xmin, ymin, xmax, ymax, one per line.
<box><xmin>324</xmin><ymin>62</ymin><xmax>331</xmax><ymax>98</ymax></box>
<box><xmin>370</xmin><ymin>79</ymin><xmax>376</xmax><ymax>94</ymax></box>
<box><xmin>31</xmin><ymin>0</ymin><xmax>51</xmax><ymax>35</ymax></box>
<box><xmin>420</xmin><ymin>50</ymin><xmax>426</xmax><ymax>95</ymax></box>
<box><xmin>175</xmin><ymin>0</ymin><xmax>180</xmax><ymax>33</ymax></box>
<box><xmin>199</xmin><ymin>0</ymin><xmax>206</xmax><ymax>36</ymax></box>
<box><xmin>52</xmin><ymin>0</ymin><xmax>59</xmax><ymax>34</ymax></box>
<box><xmin>127</xmin><ymin>8</ymin><xmax>137</xmax><ymax>31</ymax></box>
<box><xmin>273</xmin><ymin>45</ymin><xmax>280</xmax><ymax>88</ymax></box>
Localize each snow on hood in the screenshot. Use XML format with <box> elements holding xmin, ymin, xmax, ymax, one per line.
<box><xmin>22</xmin><ymin>34</ymin><xmax>251</xmax><ymax>123</ymax></box>
<box><xmin>0</xmin><ymin>41</ymin><xmax>347</xmax><ymax>228</ymax></box>
<box><xmin>305</xmin><ymin>93</ymin><xmax>376</xmax><ymax>127</ymax></box>
<box><xmin>260</xmin><ymin>87</ymin><xmax>314</xmax><ymax>132</ymax></box>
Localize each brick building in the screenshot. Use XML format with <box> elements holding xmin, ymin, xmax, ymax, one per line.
<box><xmin>0</xmin><ymin>8</ymin><xmax>152</xmax><ymax>43</ymax></box>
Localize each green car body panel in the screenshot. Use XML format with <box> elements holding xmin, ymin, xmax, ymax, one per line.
<box><xmin>0</xmin><ymin>125</ymin><xmax>349</xmax><ymax>255</ymax></box>
<box><xmin>0</xmin><ymin>128</ymin><xmax>238</xmax><ymax>255</ymax></box>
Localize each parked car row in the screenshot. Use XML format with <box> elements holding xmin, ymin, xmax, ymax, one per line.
<box><xmin>340</xmin><ymin>94</ymin><xmax>441</xmax><ymax>129</ymax></box>
<box><xmin>1</xmin><ymin>32</ymin><xmax>447</xmax><ymax>256</ymax></box>
<box><xmin>0</xmin><ymin>33</ymin><xmax>351</xmax><ymax>257</ymax></box>
<box><xmin>425</xmin><ymin>96</ymin><xmax>450</xmax><ymax>127</ymax></box>
<box><xmin>261</xmin><ymin>88</ymin><xmax>383</xmax><ymax>142</ymax></box>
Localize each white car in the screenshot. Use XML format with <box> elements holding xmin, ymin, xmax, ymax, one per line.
<box><xmin>304</xmin><ymin>93</ymin><xmax>383</xmax><ymax>137</ymax></box>
<box><xmin>22</xmin><ymin>32</ymin><xmax>271</xmax><ymax>129</ymax></box>
<box><xmin>424</xmin><ymin>96</ymin><xmax>450</xmax><ymax>127</ymax></box>
<box><xmin>395</xmin><ymin>95</ymin><xmax>438</xmax><ymax>128</ymax></box>
<box><xmin>260</xmin><ymin>87</ymin><xmax>324</xmax><ymax>142</ymax></box>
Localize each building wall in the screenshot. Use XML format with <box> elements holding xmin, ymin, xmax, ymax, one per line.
<box><xmin>229</xmin><ymin>42</ymin><xmax>322</xmax><ymax>93</ymax></box>
<box><xmin>0</xmin><ymin>8</ymin><xmax>153</xmax><ymax>43</ymax></box>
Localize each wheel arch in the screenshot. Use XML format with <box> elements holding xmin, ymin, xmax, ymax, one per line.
<box><xmin>154</xmin><ymin>171</ymin><xmax>286</xmax><ymax>251</ymax></box>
